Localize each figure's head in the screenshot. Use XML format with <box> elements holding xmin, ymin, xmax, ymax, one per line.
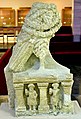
<box><xmin>28</xmin><ymin>84</ymin><xmax>35</xmax><ymax>91</ymax></box>
<box><xmin>23</xmin><ymin>2</ymin><xmax>62</xmax><ymax>38</ymax></box>
<box><xmin>52</xmin><ymin>83</ymin><xmax>59</xmax><ymax>89</ymax></box>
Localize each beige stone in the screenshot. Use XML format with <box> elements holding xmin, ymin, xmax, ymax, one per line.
<box><xmin>4</xmin><ymin>2</ymin><xmax>74</xmax><ymax>116</ymax></box>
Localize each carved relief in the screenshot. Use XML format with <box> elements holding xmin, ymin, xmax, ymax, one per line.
<box><xmin>4</xmin><ymin>2</ymin><xmax>74</xmax><ymax>116</ymax></box>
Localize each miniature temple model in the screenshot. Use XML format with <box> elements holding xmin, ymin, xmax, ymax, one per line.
<box><xmin>4</xmin><ymin>2</ymin><xmax>74</xmax><ymax>116</ymax></box>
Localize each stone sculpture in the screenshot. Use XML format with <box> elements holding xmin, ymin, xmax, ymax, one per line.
<box><xmin>4</xmin><ymin>2</ymin><xmax>73</xmax><ymax>116</ymax></box>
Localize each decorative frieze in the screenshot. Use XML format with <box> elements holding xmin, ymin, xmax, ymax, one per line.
<box><xmin>13</xmin><ymin>76</ymin><xmax>73</xmax><ymax>116</ymax></box>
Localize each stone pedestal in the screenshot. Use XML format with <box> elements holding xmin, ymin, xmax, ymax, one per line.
<box><xmin>37</xmin><ymin>83</ymin><xmax>49</xmax><ymax>113</ymax></box>
<box><xmin>12</xmin><ymin>73</ymin><xmax>74</xmax><ymax>116</ymax></box>
<box><xmin>0</xmin><ymin>101</ymin><xmax>81</xmax><ymax>119</ymax></box>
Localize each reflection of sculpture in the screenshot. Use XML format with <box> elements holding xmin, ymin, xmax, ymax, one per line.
<box><xmin>4</xmin><ymin>2</ymin><xmax>73</xmax><ymax>116</ymax></box>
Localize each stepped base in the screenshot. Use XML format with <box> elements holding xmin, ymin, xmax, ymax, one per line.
<box><xmin>0</xmin><ymin>101</ymin><xmax>81</xmax><ymax>119</ymax></box>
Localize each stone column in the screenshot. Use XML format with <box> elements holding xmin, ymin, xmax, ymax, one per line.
<box><xmin>62</xmin><ymin>81</ymin><xmax>72</xmax><ymax>105</ymax></box>
<box><xmin>37</xmin><ymin>83</ymin><xmax>49</xmax><ymax>113</ymax></box>
<box><xmin>14</xmin><ymin>83</ymin><xmax>26</xmax><ymax>116</ymax></box>
<box><xmin>73</xmin><ymin>0</ymin><xmax>81</xmax><ymax>42</ymax></box>
<box><xmin>61</xmin><ymin>80</ymin><xmax>73</xmax><ymax>113</ymax></box>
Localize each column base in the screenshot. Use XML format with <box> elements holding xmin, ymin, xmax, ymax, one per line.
<box><xmin>15</xmin><ymin>107</ymin><xmax>26</xmax><ymax>116</ymax></box>
<box><xmin>38</xmin><ymin>105</ymin><xmax>49</xmax><ymax>113</ymax></box>
<box><xmin>60</xmin><ymin>102</ymin><xmax>74</xmax><ymax>114</ymax></box>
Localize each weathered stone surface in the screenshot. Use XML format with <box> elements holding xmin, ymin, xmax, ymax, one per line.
<box><xmin>4</xmin><ymin>2</ymin><xmax>74</xmax><ymax>116</ymax></box>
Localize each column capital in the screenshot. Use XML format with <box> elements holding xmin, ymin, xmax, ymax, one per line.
<box><xmin>14</xmin><ymin>83</ymin><xmax>24</xmax><ymax>89</ymax></box>
<box><xmin>37</xmin><ymin>83</ymin><xmax>48</xmax><ymax>87</ymax></box>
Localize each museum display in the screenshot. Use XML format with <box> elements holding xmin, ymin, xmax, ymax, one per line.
<box><xmin>0</xmin><ymin>8</ymin><xmax>15</xmax><ymax>26</ymax></box>
<box><xmin>17</xmin><ymin>7</ymin><xmax>31</xmax><ymax>26</ymax></box>
<box><xmin>4</xmin><ymin>2</ymin><xmax>74</xmax><ymax>116</ymax></box>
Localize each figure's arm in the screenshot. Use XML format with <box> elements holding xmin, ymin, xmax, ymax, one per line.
<box><xmin>49</xmin><ymin>88</ymin><xmax>53</xmax><ymax>95</ymax></box>
<box><xmin>25</xmin><ymin>89</ymin><xmax>29</xmax><ymax>97</ymax></box>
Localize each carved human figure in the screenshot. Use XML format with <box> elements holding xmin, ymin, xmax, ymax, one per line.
<box><xmin>27</xmin><ymin>84</ymin><xmax>37</xmax><ymax>111</ymax></box>
<box><xmin>49</xmin><ymin>83</ymin><xmax>60</xmax><ymax>113</ymax></box>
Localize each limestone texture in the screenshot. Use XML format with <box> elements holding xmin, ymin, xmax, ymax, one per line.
<box><xmin>4</xmin><ymin>2</ymin><xmax>74</xmax><ymax>116</ymax></box>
